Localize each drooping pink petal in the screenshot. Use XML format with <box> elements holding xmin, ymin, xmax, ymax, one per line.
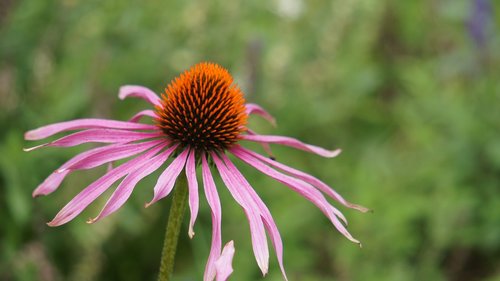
<box><xmin>34</xmin><ymin>141</ymin><xmax>161</xmax><ymax>197</ymax></box>
<box><xmin>61</xmin><ymin>139</ymin><xmax>165</xmax><ymax>172</ymax></box>
<box><xmin>128</xmin><ymin>110</ymin><xmax>158</xmax><ymax>123</ymax></box>
<box><xmin>32</xmin><ymin>143</ymin><xmax>123</xmax><ymax>197</ymax></box>
<box><xmin>215</xmin><ymin>241</ymin><xmax>235</xmax><ymax>281</ymax></box>
<box><xmin>24</xmin><ymin>129</ymin><xmax>162</xmax><ymax>151</ymax></box>
<box><xmin>88</xmin><ymin>144</ymin><xmax>178</xmax><ymax>223</ymax></box>
<box><xmin>233</xmin><ymin>147</ymin><xmax>346</xmax><ymax>225</ymax></box>
<box><xmin>234</xmin><ymin>147</ymin><xmax>348</xmax><ymax>227</ymax></box>
<box><xmin>245</xmin><ymin>103</ymin><xmax>276</xmax><ymax>126</ymax></box>
<box><xmin>33</xmin><ymin>170</ymin><xmax>70</xmax><ymax>198</ymax></box>
<box><xmin>221</xmin><ymin>154</ymin><xmax>288</xmax><ymax>281</ymax></box>
<box><xmin>230</xmin><ymin>147</ymin><xmax>360</xmax><ymax>244</ymax></box>
<box><xmin>186</xmin><ymin>148</ymin><xmax>199</xmax><ymax>238</ymax></box>
<box><xmin>25</xmin><ymin>119</ymin><xmax>158</xmax><ymax>141</ymax></box>
<box><xmin>236</xmin><ymin>146</ymin><xmax>369</xmax><ymax>213</ymax></box>
<box><xmin>202</xmin><ymin>154</ymin><xmax>222</xmax><ymax>281</ymax></box>
<box><xmin>146</xmin><ymin>148</ymin><xmax>190</xmax><ymax>207</ymax></box>
<box><xmin>241</xmin><ymin>134</ymin><xmax>341</xmax><ymax>158</ymax></box>
<box><xmin>212</xmin><ymin>153</ymin><xmax>269</xmax><ymax>276</ymax></box>
<box><xmin>119</xmin><ymin>85</ymin><xmax>161</xmax><ymax>106</ymax></box>
<box><xmin>47</xmin><ymin>143</ymin><xmax>167</xmax><ymax>226</ymax></box>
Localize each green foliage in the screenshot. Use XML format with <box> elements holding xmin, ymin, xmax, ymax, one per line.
<box><xmin>1</xmin><ymin>0</ymin><xmax>499</xmax><ymax>280</ymax></box>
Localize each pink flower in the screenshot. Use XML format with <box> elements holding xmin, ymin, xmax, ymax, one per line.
<box><xmin>25</xmin><ymin>62</ymin><xmax>368</xmax><ymax>280</ymax></box>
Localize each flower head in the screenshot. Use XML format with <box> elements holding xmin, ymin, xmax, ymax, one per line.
<box><xmin>25</xmin><ymin>62</ymin><xmax>368</xmax><ymax>280</ymax></box>
<box><xmin>157</xmin><ymin>63</ymin><xmax>247</xmax><ymax>152</ymax></box>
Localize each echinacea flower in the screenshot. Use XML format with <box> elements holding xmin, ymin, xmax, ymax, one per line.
<box><xmin>25</xmin><ymin>62</ymin><xmax>368</xmax><ymax>280</ymax></box>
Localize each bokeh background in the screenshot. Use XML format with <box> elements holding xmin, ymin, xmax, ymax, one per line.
<box><xmin>1</xmin><ymin>0</ymin><xmax>499</xmax><ymax>280</ymax></box>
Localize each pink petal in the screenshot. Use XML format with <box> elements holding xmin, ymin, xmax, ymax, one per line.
<box><xmin>33</xmin><ymin>143</ymin><xmax>123</xmax><ymax>197</ymax></box>
<box><xmin>146</xmin><ymin>148</ymin><xmax>190</xmax><ymax>207</ymax></box>
<box><xmin>230</xmin><ymin>147</ymin><xmax>360</xmax><ymax>244</ymax></box>
<box><xmin>61</xmin><ymin>140</ymin><xmax>164</xmax><ymax>172</ymax></box>
<box><xmin>24</xmin><ymin>129</ymin><xmax>162</xmax><ymax>151</ymax></box>
<box><xmin>128</xmin><ymin>110</ymin><xmax>158</xmax><ymax>123</ymax></box>
<box><xmin>33</xmin><ymin>141</ymin><xmax>160</xmax><ymax>198</ymax></box>
<box><xmin>202</xmin><ymin>154</ymin><xmax>222</xmax><ymax>281</ymax></box>
<box><xmin>119</xmin><ymin>85</ymin><xmax>161</xmax><ymax>106</ymax></box>
<box><xmin>245</xmin><ymin>103</ymin><xmax>276</xmax><ymax>126</ymax></box>
<box><xmin>186</xmin><ymin>148</ymin><xmax>199</xmax><ymax>238</ymax></box>
<box><xmin>33</xmin><ymin>170</ymin><xmax>70</xmax><ymax>198</ymax></box>
<box><xmin>241</xmin><ymin>134</ymin><xmax>341</xmax><ymax>158</ymax></box>
<box><xmin>236</xmin><ymin>146</ymin><xmax>369</xmax><ymax>213</ymax></box>
<box><xmin>215</xmin><ymin>241</ymin><xmax>235</xmax><ymax>281</ymax></box>
<box><xmin>212</xmin><ymin>153</ymin><xmax>269</xmax><ymax>276</ymax></box>
<box><xmin>47</xmin><ymin>143</ymin><xmax>166</xmax><ymax>226</ymax></box>
<box><xmin>25</xmin><ymin>119</ymin><xmax>158</xmax><ymax>141</ymax></box>
<box><xmin>88</xmin><ymin>144</ymin><xmax>178</xmax><ymax>223</ymax></box>
<box><xmin>221</xmin><ymin>154</ymin><xmax>288</xmax><ymax>280</ymax></box>
<box><xmin>232</xmin><ymin>148</ymin><xmax>348</xmax><ymax>228</ymax></box>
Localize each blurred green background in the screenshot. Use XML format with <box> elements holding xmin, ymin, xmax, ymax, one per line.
<box><xmin>1</xmin><ymin>0</ymin><xmax>499</xmax><ymax>280</ymax></box>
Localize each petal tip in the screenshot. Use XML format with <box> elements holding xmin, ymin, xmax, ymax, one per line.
<box><xmin>144</xmin><ymin>196</ymin><xmax>159</xmax><ymax>208</ymax></box>
<box><xmin>32</xmin><ymin>188</ymin><xmax>49</xmax><ymax>197</ymax></box>
<box><xmin>330</xmin><ymin>148</ymin><xmax>342</xmax><ymax>157</ymax></box>
<box><xmin>23</xmin><ymin>143</ymin><xmax>49</xmax><ymax>152</ymax></box>
<box><xmin>24</xmin><ymin>131</ymin><xmax>35</xmax><ymax>140</ymax></box>
<box><xmin>349</xmin><ymin>203</ymin><xmax>371</xmax><ymax>213</ymax></box>
<box><xmin>257</xmin><ymin>262</ymin><xmax>269</xmax><ymax>277</ymax></box>
<box><xmin>350</xmin><ymin>237</ymin><xmax>362</xmax><ymax>245</ymax></box>
<box><xmin>118</xmin><ymin>86</ymin><xmax>131</xmax><ymax>99</ymax></box>
<box><xmin>144</xmin><ymin>201</ymin><xmax>154</xmax><ymax>208</ymax></box>
<box><xmin>270</xmin><ymin>119</ymin><xmax>277</xmax><ymax>127</ymax></box>
<box><xmin>215</xmin><ymin>240</ymin><xmax>236</xmax><ymax>281</ymax></box>
<box><xmin>32</xmin><ymin>190</ymin><xmax>43</xmax><ymax>197</ymax></box>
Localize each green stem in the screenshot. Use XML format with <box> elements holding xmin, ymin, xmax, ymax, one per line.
<box><xmin>157</xmin><ymin>173</ymin><xmax>188</xmax><ymax>281</ymax></box>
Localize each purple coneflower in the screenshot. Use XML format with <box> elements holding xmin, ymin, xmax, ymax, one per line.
<box><xmin>25</xmin><ymin>62</ymin><xmax>367</xmax><ymax>280</ymax></box>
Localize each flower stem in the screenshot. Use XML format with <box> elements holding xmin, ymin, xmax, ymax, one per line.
<box><xmin>157</xmin><ymin>173</ymin><xmax>188</xmax><ymax>281</ymax></box>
